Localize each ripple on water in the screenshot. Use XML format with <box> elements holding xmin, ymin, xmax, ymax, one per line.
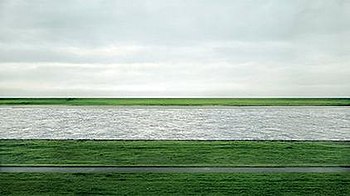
<box><xmin>0</xmin><ymin>106</ymin><xmax>349</xmax><ymax>140</ymax></box>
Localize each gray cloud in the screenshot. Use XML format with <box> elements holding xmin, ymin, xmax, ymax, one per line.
<box><xmin>0</xmin><ymin>0</ymin><xmax>349</xmax><ymax>97</ymax></box>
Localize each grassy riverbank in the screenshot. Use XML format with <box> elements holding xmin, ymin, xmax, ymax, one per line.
<box><xmin>1</xmin><ymin>140</ymin><xmax>349</xmax><ymax>195</ymax></box>
<box><xmin>1</xmin><ymin>173</ymin><xmax>349</xmax><ymax>195</ymax></box>
<box><xmin>1</xmin><ymin>140</ymin><xmax>349</xmax><ymax>166</ymax></box>
<box><xmin>1</xmin><ymin>98</ymin><xmax>349</xmax><ymax>106</ymax></box>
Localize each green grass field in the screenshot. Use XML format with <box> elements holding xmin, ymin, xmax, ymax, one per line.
<box><xmin>1</xmin><ymin>173</ymin><xmax>349</xmax><ymax>195</ymax></box>
<box><xmin>1</xmin><ymin>140</ymin><xmax>349</xmax><ymax>166</ymax></box>
<box><xmin>1</xmin><ymin>140</ymin><xmax>349</xmax><ymax>195</ymax></box>
<box><xmin>0</xmin><ymin>98</ymin><xmax>349</xmax><ymax>106</ymax></box>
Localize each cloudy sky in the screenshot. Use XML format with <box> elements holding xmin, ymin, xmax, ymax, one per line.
<box><xmin>0</xmin><ymin>0</ymin><xmax>349</xmax><ymax>97</ymax></box>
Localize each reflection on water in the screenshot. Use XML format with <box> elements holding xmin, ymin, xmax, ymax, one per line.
<box><xmin>0</xmin><ymin>106</ymin><xmax>349</xmax><ymax>140</ymax></box>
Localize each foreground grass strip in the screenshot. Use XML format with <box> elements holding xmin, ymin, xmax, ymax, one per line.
<box><xmin>1</xmin><ymin>173</ymin><xmax>349</xmax><ymax>195</ymax></box>
<box><xmin>1</xmin><ymin>140</ymin><xmax>349</xmax><ymax>166</ymax></box>
<box><xmin>0</xmin><ymin>98</ymin><xmax>349</xmax><ymax>106</ymax></box>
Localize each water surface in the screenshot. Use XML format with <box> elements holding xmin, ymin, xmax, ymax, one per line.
<box><xmin>0</xmin><ymin>106</ymin><xmax>349</xmax><ymax>140</ymax></box>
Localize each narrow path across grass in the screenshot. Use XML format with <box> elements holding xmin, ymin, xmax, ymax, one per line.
<box><xmin>1</xmin><ymin>166</ymin><xmax>349</xmax><ymax>173</ymax></box>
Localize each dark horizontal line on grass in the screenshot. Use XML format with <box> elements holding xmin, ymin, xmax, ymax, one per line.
<box><xmin>1</xmin><ymin>166</ymin><xmax>349</xmax><ymax>173</ymax></box>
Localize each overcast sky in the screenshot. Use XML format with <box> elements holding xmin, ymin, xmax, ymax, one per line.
<box><xmin>0</xmin><ymin>0</ymin><xmax>349</xmax><ymax>97</ymax></box>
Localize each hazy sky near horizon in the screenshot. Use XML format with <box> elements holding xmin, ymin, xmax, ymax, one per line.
<box><xmin>0</xmin><ymin>0</ymin><xmax>349</xmax><ymax>97</ymax></box>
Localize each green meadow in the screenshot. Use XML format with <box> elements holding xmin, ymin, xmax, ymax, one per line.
<box><xmin>1</xmin><ymin>173</ymin><xmax>349</xmax><ymax>195</ymax></box>
<box><xmin>1</xmin><ymin>140</ymin><xmax>349</xmax><ymax>166</ymax></box>
<box><xmin>1</xmin><ymin>141</ymin><xmax>349</xmax><ymax>195</ymax></box>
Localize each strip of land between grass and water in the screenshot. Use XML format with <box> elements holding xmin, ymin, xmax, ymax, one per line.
<box><xmin>0</xmin><ymin>98</ymin><xmax>349</xmax><ymax>106</ymax></box>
